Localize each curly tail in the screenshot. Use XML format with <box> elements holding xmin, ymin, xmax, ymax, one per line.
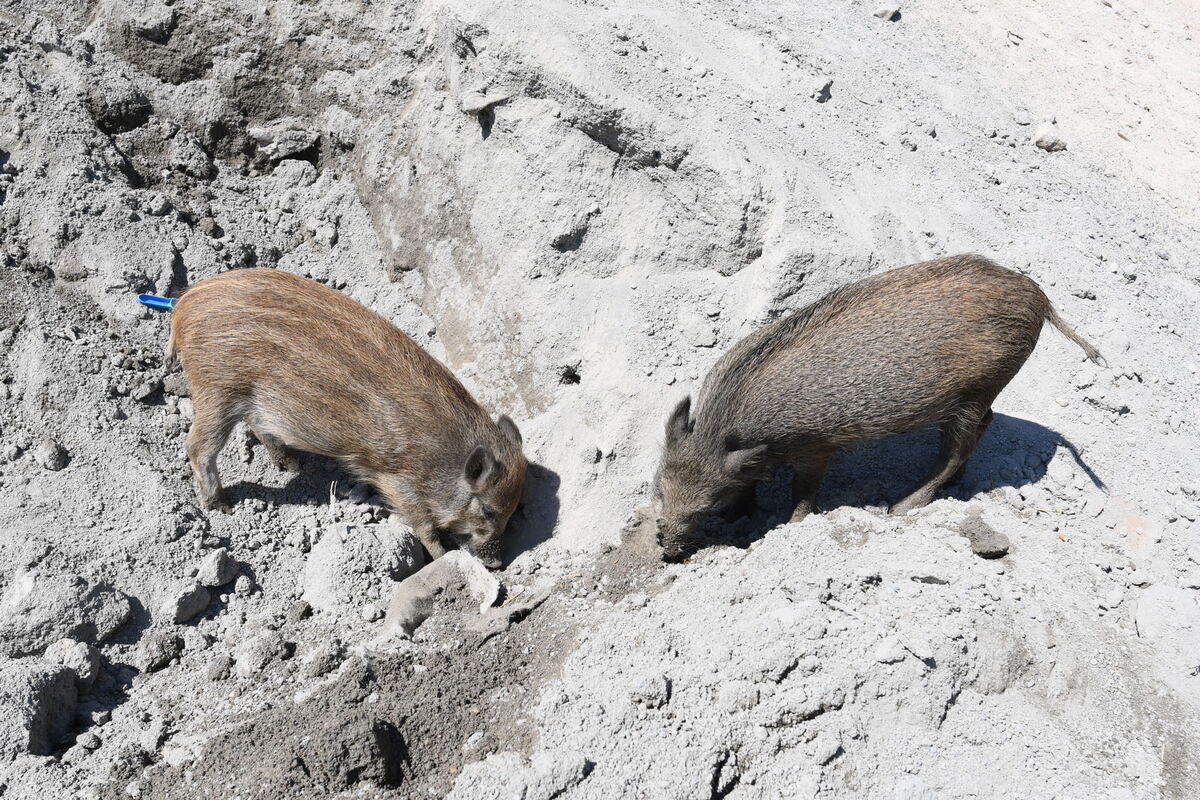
<box><xmin>164</xmin><ymin>314</ymin><xmax>180</xmax><ymax>369</ymax></box>
<box><xmin>1046</xmin><ymin>305</ymin><xmax>1106</xmax><ymax>367</ymax></box>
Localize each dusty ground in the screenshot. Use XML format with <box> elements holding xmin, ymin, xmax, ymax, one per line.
<box><xmin>1</xmin><ymin>0</ymin><xmax>1198</xmax><ymax>797</ymax></box>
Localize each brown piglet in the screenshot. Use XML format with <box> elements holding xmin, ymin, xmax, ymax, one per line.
<box><xmin>653</xmin><ymin>254</ymin><xmax>1104</xmax><ymax>561</ymax></box>
<box><xmin>168</xmin><ymin>268</ymin><xmax>527</xmax><ymax>569</ymax></box>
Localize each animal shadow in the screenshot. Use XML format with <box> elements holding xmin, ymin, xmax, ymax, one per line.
<box><xmin>703</xmin><ymin>412</ymin><xmax>1104</xmax><ymax>550</ymax></box>
<box><xmin>506</xmin><ymin>461</ymin><xmax>561</xmax><ymax>561</ymax></box>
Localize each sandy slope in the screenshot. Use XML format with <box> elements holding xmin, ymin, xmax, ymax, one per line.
<box><xmin>0</xmin><ymin>0</ymin><xmax>1197</xmax><ymax>797</ymax></box>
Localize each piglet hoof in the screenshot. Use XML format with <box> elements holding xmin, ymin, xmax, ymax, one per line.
<box><xmin>789</xmin><ymin>502</ymin><xmax>816</xmax><ymax>524</ymax></box>
<box><xmin>202</xmin><ymin>491</ymin><xmax>233</xmax><ymax>514</ymax></box>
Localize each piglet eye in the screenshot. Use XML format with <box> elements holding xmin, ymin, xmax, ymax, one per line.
<box><xmin>482</xmin><ymin>506</ymin><xmax>497</xmax><ymax>521</ymax></box>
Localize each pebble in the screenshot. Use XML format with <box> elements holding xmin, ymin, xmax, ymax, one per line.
<box><xmin>159</xmin><ymin>581</ymin><xmax>209</xmax><ymax>624</ymax></box>
<box><xmin>1033</xmin><ymin>121</ymin><xmax>1067</xmax><ymax>152</ymax></box>
<box><xmin>139</xmin><ymin>631</ymin><xmax>183</xmax><ymax>673</ymax></box>
<box><xmin>874</xmin><ymin>3</ymin><xmax>900</xmax><ymax>20</ymax></box>
<box><xmin>32</xmin><ymin>437</ymin><xmax>69</xmax><ymax>471</ymax></box>
<box><xmin>205</xmin><ymin>654</ymin><xmax>233</xmax><ymax>681</ymax></box>
<box><xmin>286</xmin><ymin>600</ymin><xmax>312</xmax><ymax>624</ymax></box>
<box><xmin>234</xmin><ymin>574</ymin><xmax>254</xmax><ymax>597</ymax></box>
<box><xmin>360</xmin><ymin>602</ymin><xmax>383</xmax><ymax>622</ymax></box>
<box><xmin>77</xmin><ymin>731</ymin><xmax>101</xmax><ymax>751</ymax></box>
<box><xmin>960</xmin><ymin>513</ymin><xmax>1010</xmax><ymax>559</ymax></box>
<box><xmin>1127</xmin><ymin>570</ymin><xmax>1150</xmax><ymax>586</ymax></box>
<box><xmin>196</xmin><ymin>548</ymin><xmax>239</xmax><ymax>587</ymax></box>
<box><xmin>810</xmin><ymin>77</ymin><xmax>833</xmax><ymax>103</ymax></box>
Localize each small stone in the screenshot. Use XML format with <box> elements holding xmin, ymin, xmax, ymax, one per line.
<box><xmin>42</xmin><ymin>638</ymin><xmax>102</xmax><ymax>693</ymax></box>
<box><xmin>287</xmin><ymin>600</ymin><xmax>312</xmax><ymax>624</ymax></box>
<box><xmin>131</xmin><ymin>379</ymin><xmax>161</xmax><ymax>403</ymax></box>
<box><xmin>873</xmin><ymin>636</ymin><xmax>907</xmax><ymax>664</ymax></box>
<box><xmin>874</xmin><ymin>3</ymin><xmax>900</xmax><ymax>20</ymax></box>
<box><xmin>1127</xmin><ymin>570</ymin><xmax>1150</xmax><ymax>586</ymax></box>
<box><xmin>301</xmin><ymin>641</ymin><xmax>343</xmax><ymax>678</ymax></box>
<box><xmin>196</xmin><ymin>548</ymin><xmax>238</xmax><ymax>587</ymax></box>
<box><xmin>360</xmin><ymin>603</ymin><xmax>383</xmax><ymax>622</ymax></box>
<box><xmin>628</xmin><ymin>673</ymin><xmax>671</xmax><ymax>708</ymax></box>
<box><xmin>810</xmin><ymin>77</ymin><xmax>833</xmax><ymax>103</ymax></box>
<box><xmin>234</xmin><ymin>575</ymin><xmax>254</xmax><ymax>597</ymax></box>
<box><xmin>1100</xmin><ymin>588</ymin><xmax>1124</xmax><ymax>609</ymax></box>
<box><xmin>459</xmin><ymin>90</ymin><xmax>510</xmax><ymax>114</ymax></box>
<box><xmin>234</xmin><ymin>631</ymin><xmax>289</xmax><ymax>678</ymax></box>
<box><xmin>146</xmin><ymin>193</ymin><xmax>172</xmax><ymax>216</ymax></box>
<box><xmin>960</xmin><ymin>512</ymin><xmax>1010</xmax><ymax>559</ymax></box>
<box><xmin>139</xmin><ymin>631</ymin><xmax>183</xmax><ymax>673</ymax></box>
<box><xmin>32</xmin><ymin>438</ymin><xmax>69</xmax><ymax>470</ymax></box>
<box><xmin>77</xmin><ymin>731</ymin><xmax>101</xmax><ymax>751</ymax></box>
<box><xmin>205</xmin><ymin>654</ymin><xmax>233</xmax><ymax>681</ymax></box>
<box><xmin>1033</xmin><ymin>121</ymin><xmax>1067</xmax><ymax>152</ymax></box>
<box><xmin>159</xmin><ymin>582</ymin><xmax>209</xmax><ymax>624</ymax></box>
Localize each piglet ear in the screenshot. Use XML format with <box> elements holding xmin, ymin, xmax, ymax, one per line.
<box><xmin>665</xmin><ymin>396</ymin><xmax>693</xmax><ymax>446</ymax></box>
<box><xmin>723</xmin><ymin>442</ymin><xmax>770</xmax><ymax>481</ymax></box>
<box><xmin>464</xmin><ymin>446</ymin><xmax>497</xmax><ymax>490</ymax></box>
<box><xmin>497</xmin><ymin>414</ymin><xmax>522</xmax><ymax>445</ymax></box>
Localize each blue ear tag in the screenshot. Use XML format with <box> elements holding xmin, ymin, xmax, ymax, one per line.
<box><xmin>137</xmin><ymin>294</ymin><xmax>177</xmax><ymax>311</ymax></box>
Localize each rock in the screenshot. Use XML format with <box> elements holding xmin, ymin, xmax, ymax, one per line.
<box><xmin>286</xmin><ymin>600</ymin><xmax>312</xmax><ymax>625</ymax></box>
<box><xmin>131</xmin><ymin>5</ymin><xmax>177</xmax><ymax>43</ymax></box>
<box><xmin>379</xmin><ymin>550</ymin><xmax>502</xmax><ymax>638</ymax></box>
<box><xmin>196</xmin><ymin>548</ymin><xmax>238</xmax><ymax>587</ymax></box>
<box><xmin>301</xmin><ymin>641</ymin><xmax>343</xmax><ymax>678</ymax></box>
<box><xmin>82</xmin><ymin>79</ymin><xmax>151</xmax><ymax>135</ymax></box>
<box><xmin>139</xmin><ymin>631</ymin><xmax>183</xmax><ymax>672</ymax></box>
<box><xmin>302</xmin><ymin>522</ymin><xmax>424</xmax><ymax>616</ymax></box>
<box><xmin>811</xmin><ymin>77</ymin><xmax>833</xmax><ymax>103</ymax></box>
<box><xmin>162</xmin><ymin>372</ymin><xmax>190</xmax><ymax>397</ymax></box>
<box><xmin>234</xmin><ymin>575</ymin><xmax>254</xmax><ymax>597</ymax></box>
<box><xmin>1033</xmin><ymin>122</ymin><xmax>1067</xmax><ymax>152</ymax></box>
<box><xmin>459</xmin><ymin>90</ymin><xmax>510</xmax><ymax>114</ymax></box>
<box><xmin>247</xmin><ymin>120</ymin><xmax>320</xmax><ymax>165</ymax></box>
<box><xmin>1127</xmin><ymin>570</ymin><xmax>1150</xmax><ymax>586</ymax></box>
<box><xmin>234</xmin><ymin>631</ymin><xmax>290</xmax><ymax>678</ymax></box>
<box><xmin>959</xmin><ymin>512</ymin><xmax>1010</xmax><ymax>559</ymax></box>
<box><xmin>874</xmin><ymin>3</ymin><xmax>900</xmax><ymax>20</ymax></box>
<box><xmin>360</xmin><ymin>603</ymin><xmax>383</xmax><ymax>622</ymax></box>
<box><xmin>205</xmin><ymin>654</ymin><xmax>233</xmax><ymax>682</ymax></box>
<box><xmin>32</xmin><ymin>437</ymin><xmax>69</xmax><ymax>470</ymax></box>
<box><xmin>159</xmin><ymin>581</ymin><xmax>209</xmax><ymax>624</ymax></box>
<box><xmin>168</xmin><ymin>130</ymin><xmax>216</xmax><ymax>179</ymax></box>
<box><xmin>0</xmin><ymin>570</ymin><xmax>132</xmax><ymax>657</ymax></box>
<box><xmin>0</xmin><ymin>661</ymin><xmax>77</xmax><ymax>760</ymax></box>
<box><xmin>1100</xmin><ymin>588</ymin><xmax>1124</xmax><ymax>610</ymax></box>
<box><xmin>42</xmin><ymin>638</ymin><xmax>102</xmax><ymax>693</ymax></box>
<box><xmin>628</xmin><ymin>672</ymin><xmax>671</xmax><ymax>708</ymax></box>
<box><xmin>873</xmin><ymin>636</ymin><xmax>907</xmax><ymax>664</ymax></box>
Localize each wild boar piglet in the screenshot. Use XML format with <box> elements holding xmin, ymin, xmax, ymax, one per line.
<box><xmin>168</xmin><ymin>268</ymin><xmax>527</xmax><ymax>569</ymax></box>
<box><xmin>653</xmin><ymin>254</ymin><xmax>1104</xmax><ymax>561</ymax></box>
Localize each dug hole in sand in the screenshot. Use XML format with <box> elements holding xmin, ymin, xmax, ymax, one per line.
<box><xmin>0</xmin><ymin>0</ymin><xmax>1198</xmax><ymax>798</ymax></box>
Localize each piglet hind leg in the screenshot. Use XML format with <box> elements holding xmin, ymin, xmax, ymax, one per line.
<box><xmin>252</xmin><ymin>429</ymin><xmax>303</xmax><ymax>473</ymax></box>
<box><xmin>948</xmin><ymin>408</ymin><xmax>994</xmax><ymax>486</ymax></box>
<box><xmin>185</xmin><ymin>399</ymin><xmax>238</xmax><ymax>513</ymax></box>
<box><xmin>789</xmin><ymin>454</ymin><xmax>830</xmax><ymax>523</ymax></box>
<box><xmin>891</xmin><ymin>401</ymin><xmax>990</xmax><ymax>516</ymax></box>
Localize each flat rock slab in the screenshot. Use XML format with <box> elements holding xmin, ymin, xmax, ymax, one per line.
<box><xmin>380</xmin><ymin>551</ymin><xmax>502</xmax><ymax>638</ymax></box>
<box><xmin>0</xmin><ymin>570</ymin><xmax>131</xmax><ymax>657</ymax></box>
